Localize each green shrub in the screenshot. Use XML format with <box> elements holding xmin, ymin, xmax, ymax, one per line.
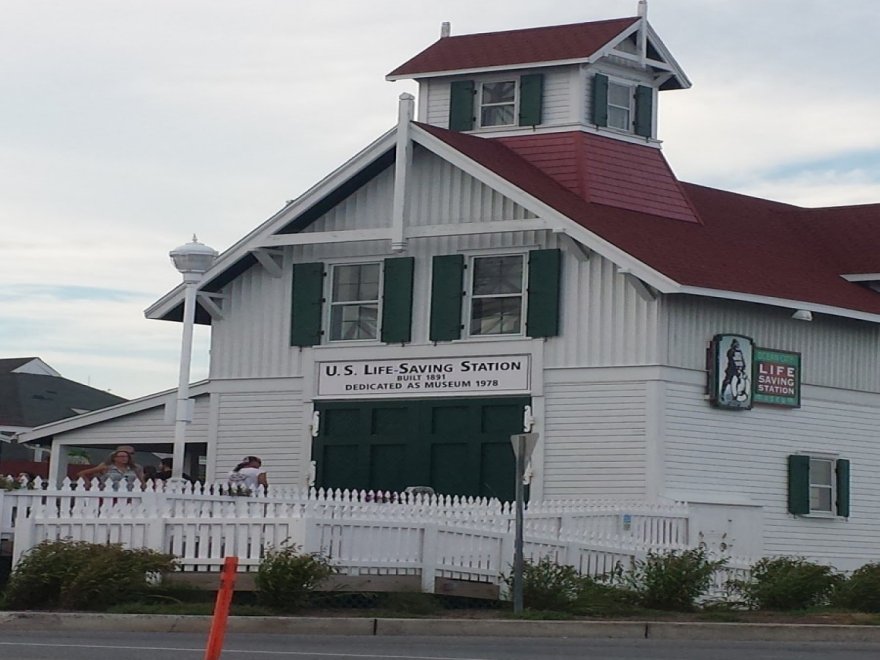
<box><xmin>255</xmin><ymin>544</ymin><xmax>336</xmax><ymax>611</ymax></box>
<box><xmin>4</xmin><ymin>540</ymin><xmax>176</xmax><ymax>610</ymax></box>
<box><xmin>832</xmin><ymin>563</ymin><xmax>880</xmax><ymax>612</ymax></box>
<box><xmin>623</xmin><ymin>548</ymin><xmax>725</xmax><ymax>611</ymax></box>
<box><xmin>732</xmin><ymin>557</ymin><xmax>841</xmax><ymax>610</ymax></box>
<box><xmin>504</xmin><ymin>556</ymin><xmax>635</xmax><ymax>614</ymax></box>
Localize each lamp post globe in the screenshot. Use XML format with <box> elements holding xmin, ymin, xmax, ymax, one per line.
<box><xmin>170</xmin><ymin>235</ymin><xmax>217</xmax><ymax>484</ymax></box>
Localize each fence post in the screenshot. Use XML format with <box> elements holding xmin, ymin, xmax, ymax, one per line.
<box><xmin>11</xmin><ymin>506</ymin><xmax>35</xmax><ymax>567</ymax></box>
<box><xmin>420</xmin><ymin>523</ymin><xmax>438</xmax><ymax>594</ymax></box>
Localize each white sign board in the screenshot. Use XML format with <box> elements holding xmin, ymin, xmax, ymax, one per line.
<box><xmin>317</xmin><ymin>355</ymin><xmax>530</xmax><ymax>398</ymax></box>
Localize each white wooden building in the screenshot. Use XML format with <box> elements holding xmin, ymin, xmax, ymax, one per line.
<box><xmin>18</xmin><ymin>6</ymin><xmax>880</xmax><ymax>569</ymax></box>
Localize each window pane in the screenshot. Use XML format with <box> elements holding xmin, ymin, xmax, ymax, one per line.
<box><xmin>470</xmin><ymin>297</ymin><xmax>522</xmax><ymax>335</ymax></box>
<box><xmin>608</xmin><ymin>82</ymin><xmax>630</xmax><ymax>106</ymax></box>
<box><xmin>330</xmin><ymin>303</ymin><xmax>378</xmax><ymax>340</ymax></box>
<box><xmin>608</xmin><ymin>106</ymin><xmax>629</xmax><ymax>130</ymax></box>
<box><xmin>333</xmin><ymin>264</ymin><xmax>379</xmax><ymax>302</ymax></box>
<box><xmin>810</xmin><ymin>459</ymin><xmax>832</xmax><ymax>486</ymax></box>
<box><xmin>481</xmin><ymin>105</ymin><xmax>515</xmax><ymax>127</ymax></box>
<box><xmin>473</xmin><ymin>256</ymin><xmax>523</xmax><ymax>295</ymax></box>
<box><xmin>482</xmin><ymin>81</ymin><xmax>515</xmax><ymax>104</ymax></box>
<box><xmin>810</xmin><ymin>486</ymin><xmax>832</xmax><ymax>512</ymax></box>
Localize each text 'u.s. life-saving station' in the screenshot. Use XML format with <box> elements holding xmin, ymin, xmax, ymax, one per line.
<box><xmin>316</xmin><ymin>355</ymin><xmax>531</xmax><ymax>398</ymax></box>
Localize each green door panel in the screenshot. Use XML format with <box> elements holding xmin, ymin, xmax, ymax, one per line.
<box><xmin>314</xmin><ymin>397</ymin><xmax>529</xmax><ymax>501</ymax></box>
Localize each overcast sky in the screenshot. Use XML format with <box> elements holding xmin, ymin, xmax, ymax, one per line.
<box><xmin>3</xmin><ymin>0</ymin><xmax>878</xmax><ymax>400</ymax></box>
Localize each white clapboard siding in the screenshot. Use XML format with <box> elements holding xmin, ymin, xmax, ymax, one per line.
<box><xmin>57</xmin><ymin>395</ymin><xmax>209</xmax><ymax>447</ymax></box>
<box><xmin>665</xmin><ymin>380</ymin><xmax>880</xmax><ymax>570</ymax></box>
<box><xmin>664</xmin><ymin>295</ymin><xmax>880</xmax><ymax>393</ymax></box>
<box><xmin>543</xmin><ymin>380</ymin><xmax>647</xmax><ymax>498</ymax></box>
<box><xmin>215</xmin><ymin>390</ymin><xmax>305</xmax><ymax>486</ymax></box>
<box><xmin>423</xmin><ymin>67</ymin><xmax>573</xmax><ymax>130</ymax></box>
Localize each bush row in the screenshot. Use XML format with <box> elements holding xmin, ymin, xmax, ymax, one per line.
<box><xmin>3</xmin><ymin>540</ymin><xmax>880</xmax><ymax>614</ymax></box>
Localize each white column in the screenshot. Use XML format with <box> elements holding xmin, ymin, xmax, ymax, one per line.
<box><xmin>172</xmin><ymin>276</ymin><xmax>199</xmax><ymax>480</ymax></box>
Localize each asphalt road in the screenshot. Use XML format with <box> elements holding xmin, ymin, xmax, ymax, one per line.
<box><xmin>2</xmin><ymin>631</ymin><xmax>880</xmax><ymax>659</ymax></box>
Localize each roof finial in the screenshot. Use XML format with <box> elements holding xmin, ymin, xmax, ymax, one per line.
<box><xmin>638</xmin><ymin>0</ymin><xmax>648</xmax><ymax>19</ymax></box>
<box><xmin>440</xmin><ymin>21</ymin><xmax>451</xmax><ymax>38</ymax></box>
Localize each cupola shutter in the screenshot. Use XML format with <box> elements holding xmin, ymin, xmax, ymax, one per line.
<box><xmin>518</xmin><ymin>73</ymin><xmax>544</xmax><ymax>126</ymax></box>
<box><xmin>592</xmin><ymin>73</ymin><xmax>609</xmax><ymax>127</ymax></box>
<box><xmin>526</xmin><ymin>248</ymin><xmax>562</xmax><ymax>338</ymax></box>
<box><xmin>634</xmin><ymin>85</ymin><xmax>653</xmax><ymax>137</ymax></box>
<box><xmin>290</xmin><ymin>262</ymin><xmax>325</xmax><ymax>347</ymax></box>
<box><xmin>787</xmin><ymin>455</ymin><xmax>810</xmax><ymax>515</ymax></box>
<box><xmin>836</xmin><ymin>459</ymin><xmax>851</xmax><ymax>518</ymax></box>
<box><xmin>430</xmin><ymin>254</ymin><xmax>464</xmax><ymax>341</ymax></box>
<box><xmin>449</xmin><ymin>80</ymin><xmax>475</xmax><ymax>131</ymax></box>
<box><xmin>381</xmin><ymin>257</ymin><xmax>415</xmax><ymax>344</ymax></box>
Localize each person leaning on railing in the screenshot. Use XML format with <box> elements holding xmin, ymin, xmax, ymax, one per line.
<box><xmin>76</xmin><ymin>448</ymin><xmax>143</xmax><ymax>491</ymax></box>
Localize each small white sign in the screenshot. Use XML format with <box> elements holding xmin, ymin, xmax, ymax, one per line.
<box><xmin>317</xmin><ymin>355</ymin><xmax>531</xmax><ymax>398</ymax></box>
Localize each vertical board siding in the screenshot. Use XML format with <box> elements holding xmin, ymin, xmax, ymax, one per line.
<box><xmin>408</xmin><ymin>148</ymin><xmax>536</xmax><ymax>225</ymax></box>
<box><xmin>665</xmin><ymin>296</ymin><xmax>880</xmax><ymax>392</ymax></box>
<box><xmin>543</xmin><ymin>380</ymin><xmax>647</xmax><ymax>498</ymax></box>
<box><xmin>424</xmin><ymin>68</ymin><xmax>572</xmax><ymax>131</ymax></box>
<box><xmin>215</xmin><ymin>389</ymin><xmax>304</xmax><ymax>486</ymax></box>
<box><xmin>210</xmin><ymin>263</ymin><xmax>303</xmax><ymax>380</ymax></box>
<box><xmin>665</xmin><ymin>380</ymin><xmax>880</xmax><ymax>567</ymax></box>
<box><xmin>299</xmin><ymin>167</ymin><xmax>394</xmax><ymax>233</ymax></box>
<box><xmin>544</xmin><ymin>253</ymin><xmax>659</xmax><ymax>368</ymax></box>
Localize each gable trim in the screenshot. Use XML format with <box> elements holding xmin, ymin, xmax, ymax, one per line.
<box><xmin>146</xmin><ymin>129</ymin><xmax>398</xmax><ymax>322</ymax></box>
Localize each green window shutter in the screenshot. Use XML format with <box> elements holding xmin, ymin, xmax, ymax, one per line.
<box><xmin>787</xmin><ymin>455</ymin><xmax>810</xmax><ymax>515</ymax></box>
<box><xmin>518</xmin><ymin>73</ymin><xmax>544</xmax><ymax>126</ymax></box>
<box><xmin>836</xmin><ymin>459</ymin><xmax>851</xmax><ymax>518</ymax></box>
<box><xmin>592</xmin><ymin>73</ymin><xmax>609</xmax><ymax>127</ymax></box>
<box><xmin>634</xmin><ymin>85</ymin><xmax>653</xmax><ymax>137</ymax></box>
<box><xmin>526</xmin><ymin>248</ymin><xmax>562</xmax><ymax>338</ymax></box>
<box><xmin>381</xmin><ymin>257</ymin><xmax>414</xmax><ymax>344</ymax></box>
<box><xmin>449</xmin><ymin>80</ymin><xmax>475</xmax><ymax>131</ymax></box>
<box><xmin>429</xmin><ymin>254</ymin><xmax>464</xmax><ymax>341</ymax></box>
<box><xmin>290</xmin><ymin>262</ymin><xmax>324</xmax><ymax>347</ymax></box>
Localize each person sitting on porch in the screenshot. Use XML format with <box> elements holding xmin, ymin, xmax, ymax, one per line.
<box><xmin>76</xmin><ymin>448</ymin><xmax>142</xmax><ymax>491</ymax></box>
<box><xmin>153</xmin><ymin>457</ymin><xmax>191</xmax><ymax>482</ymax></box>
<box><xmin>227</xmin><ymin>456</ymin><xmax>267</xmax><ymax>493</ymax></box>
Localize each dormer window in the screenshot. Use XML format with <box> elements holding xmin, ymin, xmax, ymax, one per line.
<box><xmin>449</xmin><ymin>74</ymin><xmax>544</xmax><ymax>132</ymax></box>
<box><xmin>479</xmin><ymin>81</ymin><xmax>516</xmax><ymax>127</ymax></box>
<box><xmin>592</xmin><ymin>73</ymin><xmax>654</xmax><ymax>138</ymax></box>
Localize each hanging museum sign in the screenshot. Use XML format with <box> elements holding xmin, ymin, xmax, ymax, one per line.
<box><xmin>753</xmin><ymin>348</ymin><xmax>801</xmax><ymax>407</ymax></box>
<box><xmin>708</xmin><ymin>334</ymin><xmax>754</xmax><ymax>410</ymax></box>
<box><xmin>317</xmin><ymin>355</ymin><xmax>531</xmax><ymax>398</ymax></box>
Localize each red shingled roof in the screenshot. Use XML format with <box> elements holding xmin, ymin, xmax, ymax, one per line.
<box><xmin>416</xmin><ymin>123</ymin><xmax>880</xmax><ymax>315</ymax></box>
<box><xmin>497</xmin><ymin>132</ymin><xmax>701</xmax><ymax>223</ymax></box>
<box><xmin>388</xmin><ymin>18</ymin><xmax>639</xmax><ymax>78</ymax></box>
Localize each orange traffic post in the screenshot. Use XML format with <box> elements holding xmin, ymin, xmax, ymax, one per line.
<box><xmin>204</xmin><ymin>555</ymin><xmax>239</xmax><ymax>660</ymax></box>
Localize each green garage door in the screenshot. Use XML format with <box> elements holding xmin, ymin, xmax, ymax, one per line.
<box><xmin>313</xmin><ymin>397</ymin><xmax>530</xmax><ymax>502</ymax></box>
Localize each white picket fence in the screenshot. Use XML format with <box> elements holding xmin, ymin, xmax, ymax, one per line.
<box><xmin>1</xmin><ymin>476</ymin><xmax>727</xmax><ymax>594</ymax></box>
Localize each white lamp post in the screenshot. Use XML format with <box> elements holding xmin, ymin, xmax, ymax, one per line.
<box><xmin>169</xmin><ymin>235</ymin><xmax>217</xmax><ymax>482</ymax></box>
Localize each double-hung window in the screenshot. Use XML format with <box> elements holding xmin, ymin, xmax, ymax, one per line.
<box><xmin>788</xmin><ymin>454</ymin><xmax>850</xmax><ymax>517</ymax></box>
<box><xmin>479</xmin><ymin>81</ymin><xmax>517</xmax><ymax>127</ymax></box>
<box><xmin>329</xmin><ymin>263</ymin><xmax>380</xmax><ymax>341</ymax></box>
<box><xmin>809</xmin><ymin>458</ymin><xmax>834</xmax><ymax>513</ymax></box>
<box><xmin>469</xmin><ymin>255</ymin><xmax>525</xmax><ymax>336</ymax></box>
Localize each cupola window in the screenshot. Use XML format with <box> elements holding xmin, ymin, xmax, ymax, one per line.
<box><xmin>479</xmin><ymin>81</ymin><xmax>517</xmax><ymax>127</ymax></box>
<box><xmin>607</xmin><ymin>81</ymin><xmax>633</xmax><ymax>131</ymax></box>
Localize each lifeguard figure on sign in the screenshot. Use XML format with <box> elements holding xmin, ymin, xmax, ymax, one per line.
<box><xmin>720</xmin><ymin>338</ymin><xmax>750</xmax><ymax>403</ymax></box>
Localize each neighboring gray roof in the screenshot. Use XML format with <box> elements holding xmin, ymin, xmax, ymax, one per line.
<box><xmin>0</xmin><ymin>367</ymin><xmax>126</xmax><ymax>428</ymax></box>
